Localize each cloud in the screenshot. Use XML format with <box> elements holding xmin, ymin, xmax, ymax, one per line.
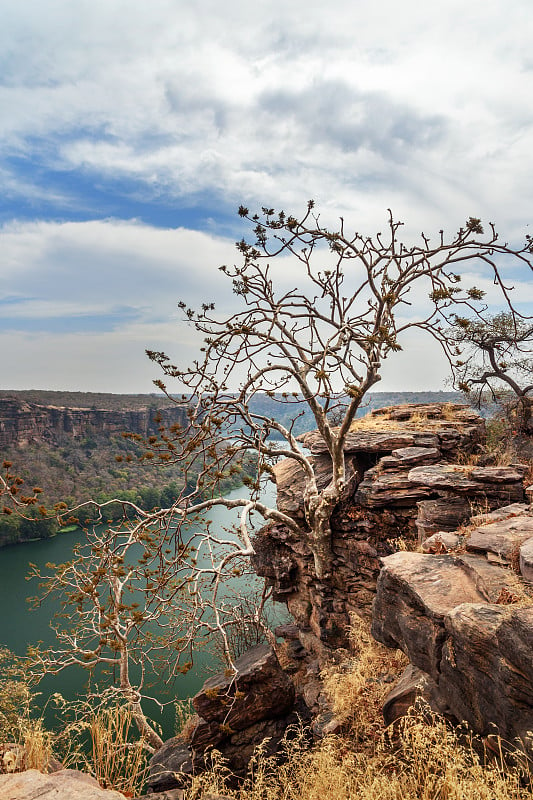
<box><xmin>1</xmin><ymin>0</ymin><xmax>532</xmax><ymax>390</ymax></box>
<box><xmin>0</xmin><ymin>0</ymin><xmax>532</xmax><ymax>233</ymax></box>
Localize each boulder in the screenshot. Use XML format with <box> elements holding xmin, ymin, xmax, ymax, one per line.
<box><xmin>469</xmin><ymin>466</ymin><xmax>528</xmax><ymax>483</ymax></box>
<box><xmin>191</xmin><ymin>644</ymin><xmax>295</xmax><ymax>732</ymax></box>
<box><xmin>466</xmin><ymin>515</ymin><xmax>533</xmax><ymax>563</ymax></box>
<box><xmin>371</xmin><ymin>551</ymin><xmax>522</xmax><ymax>679</ymax></box>
<box><xmin>148</xmin><ymin>739</ymin><xmax>195</xmax><ymax>793</ymax></box>
<box><xmin>382</xmin><ymin>664</ymin><xmax>450</xmax><ymax>726</ymax></box>
<box><xmin>440</xmin><ymin>604</ymin><xmax>533</xmax><ymax>754</ymax></box>
<box><xmin>0</xmin><ymin>769</ymin><xmax>126</xmax><ymax>799</ymax></box>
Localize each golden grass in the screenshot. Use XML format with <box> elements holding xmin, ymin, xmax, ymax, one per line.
<box><xmin>79</xmin><ymin>704</ymin><xmax>149</xmax><ymax>796</ymax></box>
<box><xmin>321</xmin><ymin>616</ymin><xmax>408</xmax><ymax>742</ymax></box>
<box><xmin>349</xmin><ymin>415</ymin><xmax>417</xmax><ymax>432</ymax></box>
<box><xmin>349</xmin><ymin>404</ymin><xmax>466</xmax><ymax>433</ymax></box>
<box><xmin>184</xmin><ymin>619</ymin><xmax>533</xmax><ymax>800</ymax></box>
<box><xmin>186</xmin><ymin>711</ymin><xmax>532</xmax><ymax>800</ymax></box>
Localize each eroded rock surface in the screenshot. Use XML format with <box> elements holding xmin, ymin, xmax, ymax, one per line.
<box><xmin>254</xmin><ymin>403</ymin><xmax>525</xmax><ymax>655</ymax></box>
<box><xmin>372</xmin><ymin>551</ymin><xmax>524</xmax><ymax>679</ymax></box>
<box><xmin>148</xmin><ymin>644</ymin><xmax>296</xmax><ymax>793</ymax></box>
<box><xmin>0</xmin><ymin>769</ymin><xmax>126</xmax><ymax>800</ymax></box>
<box><xmin>373</xmin><ymin>504</ymin><xmax>533</xmax><ymax>759</ymax></box>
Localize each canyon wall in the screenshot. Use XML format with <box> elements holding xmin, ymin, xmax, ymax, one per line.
<box><xmin>0</xmin><ymin>396</ymin><xmax>188</xmax><ymax>449</ymax></box>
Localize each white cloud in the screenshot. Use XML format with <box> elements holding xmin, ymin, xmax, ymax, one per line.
<box><xmin>1</xmin><ymin>0</ymin><xmax>532</xmax><ymax>390</ymax></box>
<box><xmin>0</xmin><ymin>0</ymin><xmax>532</xmax><ymax>230</ymax></box>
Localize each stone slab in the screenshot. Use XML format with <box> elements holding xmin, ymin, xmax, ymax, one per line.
<box><xmin>0</xmin><ymin>769</ymin><xmax>126</xmax><ymax>800</ymax></box>
<box><xmin>467</xmin><ymin>515</ymin><xmax>533</xmax><ymax>560</ymax></box>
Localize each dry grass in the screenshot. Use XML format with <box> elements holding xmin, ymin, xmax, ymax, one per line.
<box><xmin>79</xmin><ymin>704</ymin><xmax>149</xmax><ymax>796</ymax></box>
<box><xmin>186</xmin><ymin>711</ymin><xmax>532</xmax><ymax>800</ymax></box>
<box><xmin>349</xmin><ymin>415</ymin><xmax>422</xmax><ymax>433</ymax></box>
<box><xmin>349</xmin><ymin>403</ymin><xmax>465</xmax><ymax>434</ymax></box>
<box><xmin>184</xmin><ymin>619</ymin><xmax>533</xmax><ymax>800</ymax></box>
<box><xmin>321</xmin><ymin>616</ymin><xmax>408</xmax><ymax>742</ymax></box>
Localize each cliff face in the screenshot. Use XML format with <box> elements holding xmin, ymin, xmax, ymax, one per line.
<box><xmin>0</xmin><ymin>396</ymin><xmax>188</xmax><ymax>449</ymax></box>
<box><xmin>147</xmin><ymin>402</ymin><xmax>533</xmax><ymax>791</ymax></box>
<box><xmin>252</xmin><ymin>403</ymin><xmax>527</xmax><ymax>657</ymax></box>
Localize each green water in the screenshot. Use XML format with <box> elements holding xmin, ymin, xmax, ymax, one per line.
<box><xmin>0</xmin><ymin>484</ymin><xmax>282</xmax><ymax>738</ymax></box>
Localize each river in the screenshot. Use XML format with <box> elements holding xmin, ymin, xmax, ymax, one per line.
<box><xmin>0</xmin><ymin>483</ymin><xmax>284</xmax><ymax>738</ymax></box>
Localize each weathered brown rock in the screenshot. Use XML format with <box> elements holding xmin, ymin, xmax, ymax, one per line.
<box><xmin>371</xmin><ymin>551</ymin><xmax>521</xmax><ymax>679</ymax></box>
<box><xmin>300</xmin><ymin>429</ymin><xmax>416</xmax><ymax>454</ymax></box>
<box><xmin>408</xmin><ymin>465</ymin><xmax>481</xmax><ymax>492</ymax></box>
<box><xmin>470</xmin><ymin>503</ymin><xmax>529</xmax><ymax>525</ymax></box>
<box><xmin>354</xmin><ymin>468</ymin><xmax>434</xmax><ymax>508</ymax></box>
<box><xmin>183</xmin><ymin>715</ymin><xmax>225</xmax><ymax>750</ymax></box>
<box><xmin>440</xmin><ymin>604</ymin><xmax>533</xmax><ymax>754</ymax></box>
<box><xmin>370</xmin><ymin>403</ymin><xmax>479</xmax><ymax>424</ymax></box>
<box><xmin>148</xmin><ymin>739</ymin><xmax>195</xmax><ymax>793</ymax></box>
<box><xmin>416</xmin><ymin>495</ymin><xmax>471</xmax><ymax>541</ymax></box>
<box><xmin>379</xmin><ymin>446</ymin><xmax>441</xmax><ymax>470</ymax></box>
<box><xmin>251</xmin><ymin>525</ymin><xmax>301</xmax><ymax>595</ymax></box>
<box><xmin>257</xmin><ymin>403</ymin><xmax>498</xmax><ymax>650</ymax></box>
<box><xmin>466</xmin><ymin>515</ymin><xmax>533</xmax><ymax>562</ymax></box>
<box><xmin>469</xmin><ymin>466</ymin><xmax>528</xmax><ymax>483</ymax></box>
<box><xmin>192</xmin><ymin>644</ymin><xmax>294</xmax><ymax>731</ymax></box>
<box><xmin>382</xmin><ymin>664</ymin><xmax>450</xmax><ymax>726</ymax></box>
<box><xmin>0</xmin><ymin>769</ymin><xmax>126</xmax><ymax>799</ymax></box>
<box><xmin>408</xmin><ymin>464</ymin><xmax>525</xmax><ymax>505</ymax></box>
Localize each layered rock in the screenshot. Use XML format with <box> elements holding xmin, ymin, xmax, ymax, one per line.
<box><xmin>0</xmin><ymin>396</ymin><xmax>187</xmax><ymax>448</ymax></box>
<box><xmin>253</xmin><ymin>403</ymin><xmax>526</xmax><ymax>655</ymax></box>
<box><xmin>372</xmin><ymin>503</ymin><xmax>533</xmax><ymax>758</ymax></box>
<box><xmin>147</xmin><ymin>644</ymin><xmax>297</xmax><ymax>793</ymax></box>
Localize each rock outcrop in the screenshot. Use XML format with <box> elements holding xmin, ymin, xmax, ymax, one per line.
<box><xmin>253</xmin><ymin>403</ymin><xmax>526</xmax><ymax>656</ymax></box>
<box><xmin>147</xmin><ymin>644</ymin><xmax>297</xmax><ymax>793</ymax></box>
<box><xmin>0</xmin><ymin>769</ymin><xmax>126</xmax><ymax>799</ymax></box>
<box><xmin>372</xmin><ymin>502</ymin><xmax>533</xmax><ymax>758</ymax></box>
<box><xmin>153</xmin><ymin>403</ymin><xmax>531</xmax><ymax>785</ymax></box>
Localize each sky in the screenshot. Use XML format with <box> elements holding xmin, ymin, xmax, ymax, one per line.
<box><xmin>1</xmin><ymin>0</ymin><xmax>532</xmax><ymax>393</ymax></box>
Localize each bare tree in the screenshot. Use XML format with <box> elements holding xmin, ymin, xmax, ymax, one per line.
<box><xmin>5</xmin><ymin>203</ymin><xmax>532</xmax><ymax>743</ymax></box>
<box><xmin>448</xmin><ymin>311</ymin><xmax>533</xmax><ymax>435</ymax></box>
<box><xmin>24</xmin><ymin>492</ymin><xmax>273</xmax><ymax>751</ymax></box>
<box><xmin>147</xmin><ymin>204</ymin><xmax>533</xmax><ymax>580</ymax></box>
